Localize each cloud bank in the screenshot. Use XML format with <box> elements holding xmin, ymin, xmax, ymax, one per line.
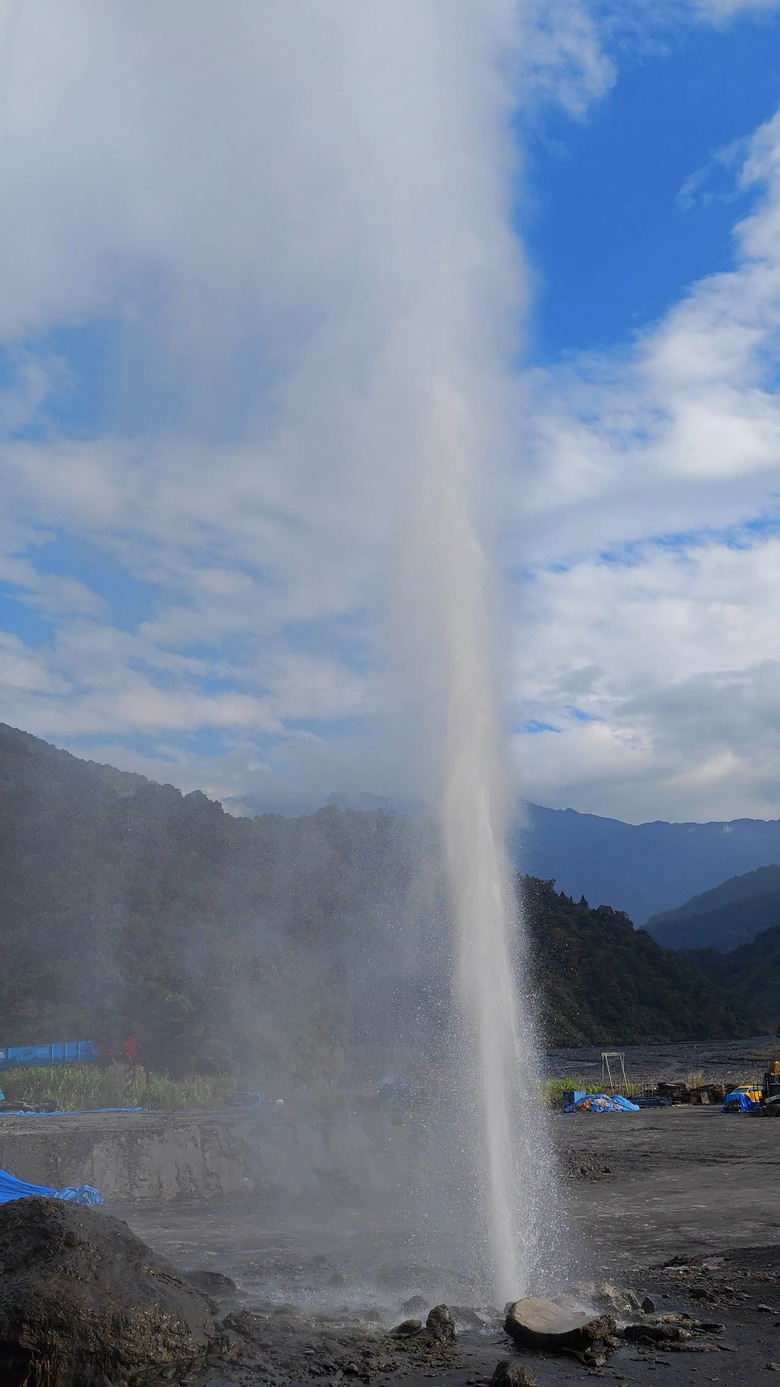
<box><xmin>0</xmin><ymin>1</ymin><xmax>779</xmax><ymax>823</ymax></box>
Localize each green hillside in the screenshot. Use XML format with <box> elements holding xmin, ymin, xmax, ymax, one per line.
<box><xmin>687</xmin><ymin>921</ymin><xmax>780</xmax><ymax>1034</ymax></box>
<box><xmin>524</xmin><ymin>879</ymin><xmax>752</xmax><ymax>1045</ymax></box>
<box><xmin>0</xmin><ymin>722</ymin><xmax>758</xmax><ymax>1079</ymax></box>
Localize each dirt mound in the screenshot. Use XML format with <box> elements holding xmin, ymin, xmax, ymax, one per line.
<box><xmin>0</xmin><ymin>1195</ymin><xmax>215</xmax><ymax>1386</ymax></box>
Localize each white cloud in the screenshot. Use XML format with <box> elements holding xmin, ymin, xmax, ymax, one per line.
<box><xmin>1</xmin><ymin>1</ymin><xmax>607</xmax><ymax>805</ymax></box>
<box><xmin>1</xmin><ymin>2</ymin><xmax>779</xmax><ymax>823</ymax></box>
<box><xmin>509</xmin><ymin>108</ymin><xmax>780</xmax><ymax>821</ymax></box>
<box><xmin>690</xmin><ymin>0</ymin><xmax>780</xmax><ymax>18</ymax></box>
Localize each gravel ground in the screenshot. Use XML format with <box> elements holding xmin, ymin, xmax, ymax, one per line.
<box><xmin>114</xmin><ymin>1105</ymin><xmax>780</xmax><ymax>1386</ymax></box>
<box><xmin>544</xmin><ymin>1034</ymin><xmax>777</xmax><ymax>1087</ymax></box>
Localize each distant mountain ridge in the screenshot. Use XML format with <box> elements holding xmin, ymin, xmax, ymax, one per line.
<box><xmin>644</xmin><ymin>866</ymin><xmax>780</xmax><ymax>953</ymax></box>
<box><xmin>8</xmin><ymin>720</ymin><xmax>780</xmax><ymax>928</ymax></box>
<box><xmin>648</xmin><ymin>866</ymin><xmax>780</xmax><ymax>925</ymax></box>
<box><xmin>260</xmin><ymin>784</ymin><xmax>780</xmax><ymax>926</ymax></box>
<box><xmin>0</xmin><ymin>721</ymin><xmax>759</xmax><ymax>1055</ymax></box>
<box><xmin>517</xmin><ymin>806</ymin><xmax>780</xmax><ymax>925</ymax></box>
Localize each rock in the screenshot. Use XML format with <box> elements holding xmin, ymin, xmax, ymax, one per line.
<box><xmin>504</xmin><ymin>1298</ymin><xmax>616</xmax><ymax>1353</ymax></box>
<box><xmin>452</xmin><ymin>1305</ymin><xmax>487</xmax><ymax>1329</ymax></box>
<box><xmin>426</xmin><ymin>1304</ymin><xmax>456</xmax><ymax>1343</ymax></box>
<box><xmin>185</xmin><ymin>1268</ymin><xmax>237</xmax><ymax>1296</ymax></box>
<box><xmin>641</xmin><ymin>1295</ymin><xmax>656</xmax><ymax>1314</ymax></box>
<box><xmin>490</xmin><ymin>1360</ymin><xmax>538</xmax><ymax>1387</ymax></box>
<box><xmin>402</xmin><ymin>1295</ymin><xmax>429</xmax><ymax>1315</ymax></box>
<box><xmin>0</xmin><ymin>1194</ymin><xmax>214</xmax><ymax>1387</ymax></box>
<box><xmin>390</xmin><ymin>1318</ymin><xmax>423</xmax><ymax>1338</ymax></box>
<box><xmin>766</xmin><ymin>1362</ymin><xmax>780</xmax><ymax>1372</ymax></box>
<box><xmin>597</xmin><ymin>1284</ymin><xmax>641</xmax><ymax>1315</ymax></box>
<box><xmin>623</xmin><ymin>1322</ymin><xmax>692</xmax><ymax>1344</ymax></box>
<box><xmin>758</xmin><ymin>1304</ymin><xmax>775</xmax><ymax>1312</ymax></box>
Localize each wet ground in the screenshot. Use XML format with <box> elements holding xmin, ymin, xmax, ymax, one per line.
<box><xmin>113</xmin><ymin>1106</ymin><xmax>780</xmax><ymax>1386</ymax></box>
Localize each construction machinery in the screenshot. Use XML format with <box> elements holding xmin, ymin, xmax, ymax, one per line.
<box><xmin>762</xmin><ymin>1060</ymin><xmax>780</xmax><ymax>1116</ymax></box>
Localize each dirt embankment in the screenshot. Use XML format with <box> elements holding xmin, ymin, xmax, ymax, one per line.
<box><xmin>0</xmin><ymin>1108</ymin><xmax>414</xmax><ymax>1205</ymax></box>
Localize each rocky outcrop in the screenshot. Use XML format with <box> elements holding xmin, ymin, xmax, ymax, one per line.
<box><xmin>0</xmin><ymin>1195</ymin><xmax>215</xmax><ymax>1386</ymax></box>
<box><xmin>425</xmin><ymin>1304</ymin><xmax>456</xmax><ymax>1343</ymax></box>
<box><xmin>504</xmin><ymin>1297</ymin><xmax>616</xmax><ymax>1353</ymax></box>
<box><xmin>491</xmin><ymin>1362</ymin><xmax>538</xmax><ymax>1387</ymax></box>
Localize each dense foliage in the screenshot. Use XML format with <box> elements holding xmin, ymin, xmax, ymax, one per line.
<box><xmin>522</xmin><ymin>878</ymin><xmax>753</xmax><ymax>1044</ymax></box>
<box><xmin>687</xmin><ymin>922</ymin><xmax>780</xmax><ymax>1034</ymax></box>
<box><xmin>0</xmin><ymin>723</ymin><xmax>756</xmax><ymax>1084</ymax></box>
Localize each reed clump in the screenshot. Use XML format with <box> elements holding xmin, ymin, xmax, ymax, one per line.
<box><xmin>0</xmin><ymin>1064</ymin><xmax>234</xmax><ymax>1112</ymax></box>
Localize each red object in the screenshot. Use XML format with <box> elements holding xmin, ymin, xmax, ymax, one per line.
<box><xmin>123</xmin><ymin>1035</ymin><xmax>138</xmax><ymax>1065</ymax></box>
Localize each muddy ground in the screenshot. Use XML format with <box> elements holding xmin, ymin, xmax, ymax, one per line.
<box><xmin>110</xmin><ymin>1107</ymin><xmax>780</xmax><ymax>1386</ymax></box>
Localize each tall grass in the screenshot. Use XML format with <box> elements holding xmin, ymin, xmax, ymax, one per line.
<box><xmin>541</xmin><ymin>1076</ymin><xmax>644</xmax><ymax>1107</ymax></box>
<box><xmin>0</xmin><ymin>1063</ymin><xmax>234</xmax><ymax>1112</ymax></box>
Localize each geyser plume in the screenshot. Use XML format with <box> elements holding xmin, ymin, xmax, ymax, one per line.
<box><xmin>1</xmin><ymin>0</ymin><xmax>568</xmax><ymax>1303</ymax></box>
<box><xmin>410</xmin><ymin>388</ymin><xmax>556</xmax><ymax>1305</ymax></box>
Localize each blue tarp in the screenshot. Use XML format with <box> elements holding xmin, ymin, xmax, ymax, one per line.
<box><xmin>0</xmin><ymin>1041</ymin><xmax>100</xmax><ymax>1071</ymax></box>
<box><xmin>564</xmin><ymin>1092</ymin><xmax>641</xmax><ymax>1113</ymax></box>
<box><xmin>721</xmin><ymin>1090</ymin><xmax>760</xmax><ymax>1113</ymax></box>
<box><xmin>0</xmin><ymin>1107</ymin><xmax>146</xmax><ymax>1117</ymax></box>
<box><xmin>0</xmin><ymin>1169</ymin><xmax>103</xmax><ymax>1206</ymax></box>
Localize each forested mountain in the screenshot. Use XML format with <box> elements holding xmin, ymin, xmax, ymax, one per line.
<box><xmin>523</xmin><ymin>879</ymin><xmax>752</xmax><ymax>1044</ymax></box>
<box><xmin>644</xmin><ymin>866</ymin><xmax>780</xmax><ymax>952</ymax></box>
<box><xmin>0</xmin><ymin>723</ymin><xmax>757</xmax><ymax>1081</ymax></box>
<box><xmin>687</xmin><ymin>922</ymin><xmax>780</xmax><ymax>1033</ymax></box>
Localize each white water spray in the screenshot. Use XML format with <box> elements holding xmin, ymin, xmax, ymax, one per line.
<box><xmin>413</xmin><ymin>387</ymin><xmax>556</xmax><ymax>1305</ymax></box>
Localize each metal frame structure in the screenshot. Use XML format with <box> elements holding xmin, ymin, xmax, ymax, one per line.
<box><xmin>600</xmin><ymin>1050</ymin><xmax>628</xmax><ymax>1093</ymax></box>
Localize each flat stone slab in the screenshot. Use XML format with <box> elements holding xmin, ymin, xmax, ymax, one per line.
<box><xmin>504</xmin><ymin>1297</ymin><xmax>616</xmax><ymax>1351</ymax></box>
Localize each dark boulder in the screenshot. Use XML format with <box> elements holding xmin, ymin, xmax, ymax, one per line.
<box><xmin>426</xmin><ymin>1304</ymin><xmax>456</xmax><ymax>1343</ymax></box>
<box><xmin>0</xmin><ymin>1195</ymin><xmax>215</xmax><ymax>1386</ymax></box>
<box><xmin>390</xmin><ymin>1318</ymin><xmax>423</xmax><ymax>1337</ymax></box>
<box><xmin>184</xmin><ymin>1268</ymin><xmax>237</xmax><ymax>1297</ymax></box>
<box><xmin>491</xmin><ymin>1361</ymin><xmax>538</xmax><ymax>1387</ymax></box>
<box><xmin>402</xmin><ymin>1294</ymin><xmax>428</xmax><ymax>1315</ymax></box>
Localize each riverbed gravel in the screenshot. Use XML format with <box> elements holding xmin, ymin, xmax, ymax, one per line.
<box><xmin>114</xmin><ymin>1105</ymin><xmax>780</xmax><ymax>1386</ymax></box>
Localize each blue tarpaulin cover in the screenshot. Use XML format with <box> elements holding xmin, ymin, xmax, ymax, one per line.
<box><xmin>0</xmin><ymin>1107</ymin><xmax>146</xmax><ymax>1117</ymax></box>
<box><xmin>564</xmin><ymin>1092</ymin><xmax>641</xmax><ymax>1113</ymax></box>
<box><xmin>721</xmin><ymin>1090</ymin><xmax>760</xmax><ymax>1113</ymax></box>
<box><xmin>0</xmin><ymin>1169</ymin><xmax>103</xmax><ymax>1205</ymax></box>
<box><xmin>0</xmin><ymin>1041</ymin><xmax>100</xmax><ymax>1071</ymax></box>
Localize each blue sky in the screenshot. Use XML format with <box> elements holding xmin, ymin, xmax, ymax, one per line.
<box><xmin>525</xmin><ymin>16</ymin><xmax>780</xmax><ymax>357</ymax></box>
<box><xmin>2</xmin><ymin>1</ymin><xmax>780</xmax><ymax>824</ymax></box>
